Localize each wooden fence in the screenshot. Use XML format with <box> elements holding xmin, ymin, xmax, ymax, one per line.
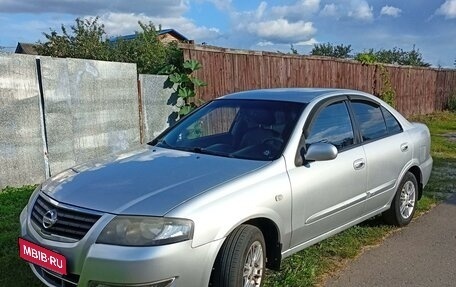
<box><xmin>181</xmin><ymin>44</ymin><xmax>456</xmax><ymax>116</ymax></box>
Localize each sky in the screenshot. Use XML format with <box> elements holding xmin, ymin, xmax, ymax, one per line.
<box><xmin>0</xmin><ymin>0</ymin><xmax>455</xmax><ymax>67</ymax></box>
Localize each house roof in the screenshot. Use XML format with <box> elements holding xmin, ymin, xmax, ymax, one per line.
<box><xmin>15</xmin><ymin>42</ymin><xmax>38</xmax><ymax>55</ymax></box>
<box><xmin>159</xmin><ymin>29</ymin><xmax>189</xmax><ymax>41</ymax></box>
<box><xmin>109</xmin><ymin>29</ymin><xmax>189</xmax><ymax>43</ymax></box>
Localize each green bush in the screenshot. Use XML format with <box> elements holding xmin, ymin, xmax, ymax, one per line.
<box><xmin>448</xmin><ymin>93</ymin><xmax>456</xmax><ymax>112</ymax></box>
<box><xmin>36</xmin><ymin>17</ymin><xmax>183</xmax><ymax>75</ymax></box>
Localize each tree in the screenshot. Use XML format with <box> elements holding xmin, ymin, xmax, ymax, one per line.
<box><xmin>36</xmin><ymin>17</ymin><xmax>110</xmax><ymax>60</ymax></box>
<box><xmin>354</xmin><ymin>49</ymin><xmax>376</xmax><ymax>64</ymax></box>
<box><xmin>290</xmin><ymin>44</ymin><xmax>298</xmax><ymax>55</ymax></box>
<box><xmin>402</xmin><ymin>46</ymin><xmax>430</xmax><ymax>67</ymax></box>
<box><xmin>109</xmin><ymin>22</ymin><xmax>182</xmax><ymax>74</ymax></box>
<box><xmin>311</xmin><ymin>43</ymin><xmax>352</xmax><ymax>58</ymax></box>
<box><xmin>36</xmin><ymin>17</ymin><xmax>183</xmax><ymax>74</ymax></box>
<box><xmin>355</xmin><ymin>46</ymin><xmax>430</xmax><ymax>67</ymax></box>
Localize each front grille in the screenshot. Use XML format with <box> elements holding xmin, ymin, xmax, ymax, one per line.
<box><xmin>31</xmin><ymin>195</ymin><xmax>101</xmax><ymax>240</ymax></box>
<box><xmin>33</xmin><ymin>264</ymin><xmax>79</xmax><ymax>287</ymax></box>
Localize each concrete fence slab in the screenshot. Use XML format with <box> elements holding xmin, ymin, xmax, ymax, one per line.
<box><xmin>40</xmin><ymin>57</ymin><xmax>140</xmax><ymax>176</ymax></box>
<box><xmin>139</xmin><ymin>74</ymin><xmax>180</xmax><ymax>142</ymax></box>
<box><xmin>1</xmin><ymin>54</ymin><xmax>177</xmax><ymax>189</ymax></box>
<box><xmin>0</xmin><ymin>55</ymin><xmax>46</xmax><ymax>187</ymax></box>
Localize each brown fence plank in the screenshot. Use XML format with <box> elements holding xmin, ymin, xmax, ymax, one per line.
<box><xmin>181</xmin><ymin>44</ymin><xmax>456</xmax><ymax>115</ymax></box>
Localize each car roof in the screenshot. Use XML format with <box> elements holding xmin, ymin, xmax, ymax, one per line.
<box><xmin>218</xmin><ymin>88</ymin><xmax>368</xmax><ymax>103</ymax></box>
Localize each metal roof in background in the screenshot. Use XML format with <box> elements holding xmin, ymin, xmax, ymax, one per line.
<box><xmin>109</xmin><ymin>29</ymin><xmax>189</xmax><ymax>43</ymax></box>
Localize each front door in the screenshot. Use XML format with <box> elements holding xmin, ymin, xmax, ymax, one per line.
<box><xmin>288</xmin><ymin>100</ymin><xmax>367</xmax><ymax>247</ymax></box>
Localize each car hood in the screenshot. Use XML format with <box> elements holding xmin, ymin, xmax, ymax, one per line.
<box><xmin>42</xmin><ymin>146</ymin><xmax>269</xmax><ymax>215</ymax></box>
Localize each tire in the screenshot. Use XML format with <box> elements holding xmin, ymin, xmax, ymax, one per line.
<box><xmin>210</xmin><ymin>224</ymin><xmax>266</xmax><ymax>287</ymax></box>
<box><xmin>383</xmin><ymin>172</ymin><xmax>418</xmax><ymax>226</ymax></box>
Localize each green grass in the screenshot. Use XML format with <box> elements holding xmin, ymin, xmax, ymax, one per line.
<box><xmin>411</xmin><ymin>111</ymin><xmax>456</xmax><ymax>208</ymax></box>
<box><xmin>1</xmin><ymin>112</ymin><xmax>455</xmax><ymax>287</ymax></box>
<box><xmin>410</xmin><ymin>111</ymin><xmax>456</xmax><ymax>160</ymax></box>
<box><xmin>0</xmin><ymin>185</ymin><xmax>43</xmax><ymax>287</ymax></box>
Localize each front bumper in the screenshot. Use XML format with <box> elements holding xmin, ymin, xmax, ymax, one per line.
<box><xmin>20</xmin><ymin>204</ymin><xmax>222</xmax><ymax>287</ymax></box>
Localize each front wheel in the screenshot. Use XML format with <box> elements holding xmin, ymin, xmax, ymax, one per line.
<box><xmin>383</xmin><ymin>171</ymin><xmax>418</xmax><ymax>226</ymax></box>
<box><xmin>210</xmin><ymin>224</ymin><xmax>266</xmax><ymax>287</ymax></box>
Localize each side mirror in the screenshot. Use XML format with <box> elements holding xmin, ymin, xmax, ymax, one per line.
<box><xmin>305</xmin><ymin>143</ymin><xmax>338</xmax><ymax>161</ymax></box>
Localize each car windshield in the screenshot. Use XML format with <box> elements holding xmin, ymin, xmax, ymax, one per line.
<box><xmin>149</xmin><ymin>99</ymin><xmax>305</xmax><ymax>161</ymax></box>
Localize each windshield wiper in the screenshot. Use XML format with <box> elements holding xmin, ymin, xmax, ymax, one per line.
<box><xmin>189</xmin><ymin>147</ymin><xmax>233</xmax><ymax>158</ymax></box>
<box><xmin>153</xmin><ymin>143</ymin><xmax>233</xmax><ymax>158</ymax></box>
<box><xmin>154</xmin><ymin>140</ymin><xmax>172</xmax><ymax>148</ymax></box>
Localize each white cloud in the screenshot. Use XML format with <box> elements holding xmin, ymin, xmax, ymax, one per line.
<box><xmin>246</xmin><ymin>19</ymin><xmax>316</xmax><ymax>44</ymax></box>
<box><xmin>318</xmin><ymin>1</ymin><xmax>373</xmax><ymax>21</ymax></box>
<box><xmin>162</xmin><ymin>18</ymin><xmax>221</xmax><ymax>41</ymax></box>
<box><xmin>295</xmin><ymin>38</ymin><xmax>319</xmax><ymax>46</ymax></box>
<box><xmin>204</xmin><ymin>0</ymin><xmax>232</xmax><ymax>11</ymax></box>
<box><xmin>95</xmin><ymin>12</ymin><xmax>221</xmax><ymax>43</ymax></box>
<box><xmin>0</xmin><ymin>0</ymin><xmax>221</xmax><ymax>45</ymax></box>
<box><xmin>0</xmin><ymin>0</ymin><xmax>189</xmax><ymax>17</ymax></box>
<box><xmin>98</xmin><ymin>13</ymin><xmax>150</xmax><ymax>36</ymax></box>
<box><xmin>347</xmin><ymin>0</ymin><xmax>373</xmax><ymax>21</ymax></box>
<box><xmin>257</xmin><ymin>41</ymin><xmax>275</xmax><ymax>47</ymax></box>
<box><xmin>436</xmin><ymin>0</ymin><xmax>456</xmax><ymax>19</ymax></box>
<box><xmin>255</xmin><ymin>1</ymin><xmax>268</xmax><ymax>19</ymax></box>
<box><xmin>320</xmin><ymin>4</ymin><xmax>338</xmax><ymax>17</ymax></box>
<box><xmin>271</xmin><ymin>0</ymin><xmax>320</xmax><ymax>21</ymax></box>
<box><xmin>5</xmin><ymin>16</ymin><xmax>75</xmax><ymax>44</ymax></box>
<box><xmin>231</xmin><ymin>1</ymin><xmax>319</xmax><ymax>45</ymax></box>
<box><xmin>380</xmin><ymin>5</ymin><xmax>402</xmax><ymax>17</ymax></box>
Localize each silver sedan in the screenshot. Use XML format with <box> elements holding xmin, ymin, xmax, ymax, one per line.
<box><xmin>20</xmin><ymin>88</ymin><xmax>433</xmax><ymax>287</ymax></box>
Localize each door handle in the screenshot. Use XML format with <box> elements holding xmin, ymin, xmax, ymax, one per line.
<box><xmin>400</xmin><ymin>143</ymin><xmax>409</xmax><ymax>152</ymax></box>
<box><xmin>353</xmin><ymin>159</ymin><xmax>365</xmax><ymax>170</ymax></box>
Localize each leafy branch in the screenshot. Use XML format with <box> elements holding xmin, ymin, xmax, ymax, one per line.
<box><xmin>162</xmin><ymin>59</ymin><xmax>207</xmax><ymax>117</ymax></box>
<box><xmin>356</xmin><ymin>52</ymin><xmax>395</xmax><ymax>107</ymax></box>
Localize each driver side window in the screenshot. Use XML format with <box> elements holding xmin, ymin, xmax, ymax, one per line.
<box><xmin>306</xmin><ymin>101</ymin><xmax>354</xmax><ymax>151</ymax></box>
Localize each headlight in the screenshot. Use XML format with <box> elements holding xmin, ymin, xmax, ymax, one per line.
<box><xmin>96</xmin><ymin>216</ymin><xmax>194</xmax><ymax>246</ymax></box>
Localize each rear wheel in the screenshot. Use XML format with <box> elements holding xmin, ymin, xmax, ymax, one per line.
<box><xmin>383</xmin><ymin>172</ymin><xmax>418</xmax><ymax>226</ymax></box>
<box><xmin>210</xmin><ymin>224</ymin><xmax>266</xmax><ymax>287</ymax></box>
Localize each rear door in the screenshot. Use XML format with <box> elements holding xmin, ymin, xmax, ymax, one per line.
<box><xmin>288</xmin><ymin>99</ymin><xmax>367</xmax><ymax>247</ymax></box>
<box><xmin>349</xmin><ymin>99</ymin><xmax>412</xmax><ymax>215</ymax></box>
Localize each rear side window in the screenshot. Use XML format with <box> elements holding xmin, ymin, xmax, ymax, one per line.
<box><xmin>381</xmin><ymin>107</ymin><xmax>403</xmax><ymax>134</ymax></box>
<box><xmin>306</xmin><ymin>101</ymin><xmax>354</xmax><ymax>150</ymax></box>
<box><xmin>351</xmin><ymin>101</ymin><xmax>387</xmax><ymax>141</ymax></box>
